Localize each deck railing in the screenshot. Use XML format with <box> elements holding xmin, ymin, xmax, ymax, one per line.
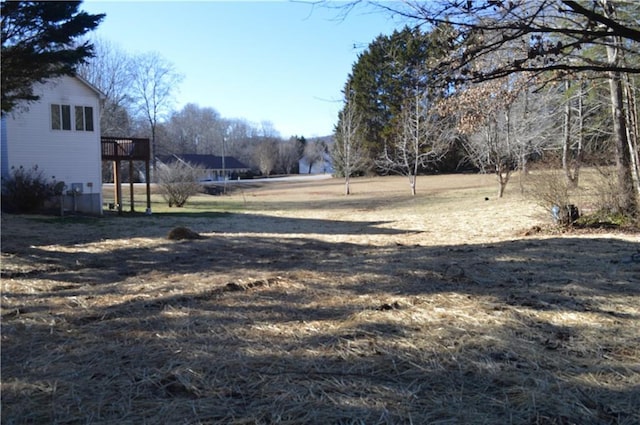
<box><xmin>101</xmin><ymin>137</ymin><xmax>150</xmax><ymax>161</ymax></box>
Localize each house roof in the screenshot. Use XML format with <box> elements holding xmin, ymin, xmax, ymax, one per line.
<box><xmin>72</xmin><ymin>74</ymin><xmax>106</xmax><ymax>100</ymax></box>
<box><xmin>158</xmin><ymin>154</ymin><xmax>249</xmax><ymax>170</ymax></box>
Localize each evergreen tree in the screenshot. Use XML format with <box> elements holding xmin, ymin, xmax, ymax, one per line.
<box><xmin>1</xmin><ymin>1</ymin><xmax>104</xmax><ymax>113</ymax></box>
<box><xmin>344</xmin><ymin>25</ymin><xmax>454</xmax><ymax>168</ymax></box>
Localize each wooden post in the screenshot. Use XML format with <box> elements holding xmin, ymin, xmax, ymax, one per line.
<box><xmin>145</xmin><ymin>158</ymin><xmax>151</xmax><ymax>214</ymax></box>
<box><xmin>112</xmin><ymin>161</ymin><xmax>118</xmax><ymax>209</ymax></box>
<box><xmin>114</xmin><ymin>159</ymin><xmax>122</xmax><ymax>215</ymax></box>
<box><xmin>129</xmin><ymin>160</ymin><xmax>135</xmax><ymax>212</ymax></box>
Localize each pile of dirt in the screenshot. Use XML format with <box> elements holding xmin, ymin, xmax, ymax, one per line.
<box><xmin>167</xmin><ymin>226</ymin><xmax>204</xmax><ymax>240</ymax></box>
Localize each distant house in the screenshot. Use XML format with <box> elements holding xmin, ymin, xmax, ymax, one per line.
<box><xmin>157</xmin><ymin>154</ymin><xmax>250</xmax><ymax>181</ymax></box>
<box><xmin>1</xmin><ymin>75</ymin><xmax>105</xmax><ymax>215</ymax></box>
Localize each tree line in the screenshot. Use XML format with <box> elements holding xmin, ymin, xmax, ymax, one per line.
<box><xmin>331</xmin><ymin>0</ymin><xmax>639</xmax><ymax>217</ymax></box>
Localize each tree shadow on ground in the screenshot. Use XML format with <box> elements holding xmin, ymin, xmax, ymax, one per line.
<box><xmin>2</xmin><ymin>224</ymin><xmax>639</xmax><ymax>423</ymax></box>
<box><xmin>1</xmin><ymin>211</ymin><xmax>412</xmax><ymax>252</ymax></box>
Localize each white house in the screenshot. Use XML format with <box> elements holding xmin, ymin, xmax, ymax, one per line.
<box><xmin>1</xmin><ymin>75</ymin><xmax>105</xmax><ymax>215</ymax></box>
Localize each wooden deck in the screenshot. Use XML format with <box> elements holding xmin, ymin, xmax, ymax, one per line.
<box><xmin>101</xmin><ymin>137</ymin><xmax>151</xmax><ymax>214</ymax></box>
<box><xmin>101</xmin><ymin>137</ymin><xmax>150</xmax><ymax>161</ymax></box>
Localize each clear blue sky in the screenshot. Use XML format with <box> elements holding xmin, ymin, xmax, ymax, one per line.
<box><xmin>82</xmin><ymin>1</ymin><xmax>408</xmax><ymax>138</ymax></box>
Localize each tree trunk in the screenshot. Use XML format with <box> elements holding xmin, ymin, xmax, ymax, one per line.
<box><xmin>622</xmin><ymin>73</ymin><xmax>640</xmax><ymax>195</ymax></box>
<box><xmin>562</xmin><ymin>80</ymin><xmax>584</xmax><ymax>188</ymax></box>
<box><xmin>603</xmin><ymin>0</ymin><xmax>637</xmax><ymax>215</ymax></box>
<box><xmin>496</xmin><ymin>163</ymin><xmax>510</xmax><ymax>198</ymax></box>
<box><xmin>518</xmin><ymin>153</ymin><xmax>528</xmax><ymax>194</ymax></box>
<box><xmin>562</xmin><ymin>79</ymin><xmax>575</xmax><ymax>187</ymax></box>
<box><xmin>608</xmin><ymin>72</ymin><xmax>637</xmax><ymax>214</ymax></box>
<box><xmin>574</xmin><ymin>82</ymin><xmax>584</xmax><ymax>186</ymax></box>
<box><xmin>409</xmin><ymin>174</ymin><xmax>417</xmax><ymax>196</ymax></box>
<box><xmin>517</xmin><ymin>89</ymin><xmax>530</xmax><ymax>194</ymax></box>
<box><xmin>607</xmin><ymin>62</ymin><xmax>637</xmax><ymax>215</ymax></box>
<box><xmin>500</xmin><ymin>110</ymin><xmax>512</xmax><ymax>198</ymax></box>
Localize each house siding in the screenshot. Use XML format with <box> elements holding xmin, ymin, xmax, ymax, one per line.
<box><xmin>1</xmin><ymin>76</ymin><xmax>103</xmax><ymax>214</ymax></box>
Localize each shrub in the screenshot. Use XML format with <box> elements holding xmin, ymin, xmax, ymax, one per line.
<box><xmin>156</xmin><ymin>161</ymin><xmax>202</xmax><ymax>207</ymax></box>
<box><xmin>1</xmin><ymin>165</ymin><xmax>58</xmax><ymax>213</ymax></box>
<box><xmin>591</xmin><ymin>167</ymin><xmax>636</xmax><ymax>217</ymax></box>
<box><xmin>576</xmin><ymin>210</ymin><xmax>633</xmax><ymax>228</ymax></box>
<box><xmin>576</xmin><ymin>167</ymin><xmax>638</xmax><ymax>228</ymax></box>
<box><xmin>525</xmin><ymin>166</ymin><xmax>638</xmax><ymax>229</ymax></box>
<box><xmin>524</xmin><ymin>168</ymin><xmax>578</xmax><ymax>227</ymax></box>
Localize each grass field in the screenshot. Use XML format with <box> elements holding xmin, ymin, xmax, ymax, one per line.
<box><xmin>2</xmin><ymin>174</ymin><xmax>639</xmax><ymax>424</ymax></box>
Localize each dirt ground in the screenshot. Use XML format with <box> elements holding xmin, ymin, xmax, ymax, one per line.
<box><xmin>2</xmin><ymin>175</ymin><xmax>639</xmax><ymax>424</ymax></box>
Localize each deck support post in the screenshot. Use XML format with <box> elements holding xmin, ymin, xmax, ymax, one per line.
<box><xmin>113</xmin><ymin>159</ymin><xmax>122</xmax><ymax>215</ymax></box>
<box><xmin>101</xmin><ymin>138</ymin><xmax>151</xmax><ymax>215</ymax></box>
<box><xmin>129</xmin><ymin>160</ymin><xmax>135</xmax><ymax>212</ymax></box>
<box><xmin>145</xmin><ymin>158</ymin><xmax>152</xmax><ymax>213</ymax></box>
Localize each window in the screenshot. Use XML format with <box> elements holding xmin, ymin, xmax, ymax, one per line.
<box><xmin>75</xmin><ymin>106</ymin><xmax>84</xmax><ymax>130</ymax></box>
<box><xmin>75</xmin><ymin>106</ymin><xmax>94</xmax><ymax>131</ymax></box>
<box><xmin>52</xmin><ymin>104</ymin><xmax>94</xmax><ymax>132</ymax></box>
<box><xmin>51</xmin><ymin>104</ymin><xmax>71</xmax><ymax>130</ymax></box>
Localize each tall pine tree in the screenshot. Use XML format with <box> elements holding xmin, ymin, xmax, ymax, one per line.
<box><xmin>1</xmin><ymin>1</ymin><xmax>104</xmax><ymax>113</ymax></box>
<box><xmin>343</xmin><ymin>25</ymin><xmax>454</xmax><ymax>170</ymax></box>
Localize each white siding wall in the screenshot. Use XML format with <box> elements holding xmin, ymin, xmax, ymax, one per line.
<box><xmin>2</xmin><ymin>76</ymin><xmax>103</xmax><ymax>214</ymax></box>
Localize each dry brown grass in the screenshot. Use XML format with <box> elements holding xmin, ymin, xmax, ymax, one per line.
<box><xmin>2</xmin><ymin>174</ymin><xmax>639</xmax><ymax>424</ymax></box>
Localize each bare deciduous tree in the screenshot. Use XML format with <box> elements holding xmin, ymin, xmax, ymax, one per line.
<box><xmin>222</xmin><ymin>118</ymin><xmax>256</xmax><ymax>166</ymax></box>
<box><xmin>164</xmin><ymin>103</ymin><xmax>225</xmax><ymax>155</ymax></box>
<box><xmin>559</xmin><ymin>79</ymin><xmax>608</xmax><ymax>188</ymax></box>
<box><xmin>303</xmin><ymin>140</ymin><xmax>327</xmax><ymax>174</ymax></box>
<box><xmin>509</xmin><ymin>84</ymin><xmax>558</xmax><ymax>191</ymax></box>
<box><xmin>377</xmin><ymin>90</ymin><xmax>453</xmax><ymax>195</ymax></box>
<box><xmin>439</xmin><ymin>76</ymin><xmax>520</xmax><ymax>197</ymax></box>
<box><xmin>464</xmin><ymin>108</ymin><xmax>517</xmax><ymax>198</ymax></box>
<box><xmin>77</xmin><ymin>37</ymin><xmax>135</xmax><ymax>136</ymax></box>
<box><xmin>278</xmin><ymin>137</ymin><xmax>303</xmax><ymax>174</ymax></box>
<box><xmin>333</xmin><ymin>85</ymin><xmax>367</xmax><ymax>195</ymax></box>
<box><xmin>254</xmin><ymin>138</ymin><xmax>279</xmax><ymax>176</ymax></box>
<box><xmin>256</xmin><ymin>121</ymin><xmax>280</xmax><ymax>139</ymax></box>
<box><xmin>129</xmin><ymin>51</ymin><xmax>184</xmax><ymax>177</ymax></box>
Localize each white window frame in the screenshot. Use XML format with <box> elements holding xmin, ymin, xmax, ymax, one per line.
<box><xmin>74</xmin><ymin>106</ymin><xmax>94</xmax><ymax>132</ymax></box>
<box><xmin>51</xmin><ymin>104</ymin><xmax>72</xmax><ymax>131</ymax></box>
